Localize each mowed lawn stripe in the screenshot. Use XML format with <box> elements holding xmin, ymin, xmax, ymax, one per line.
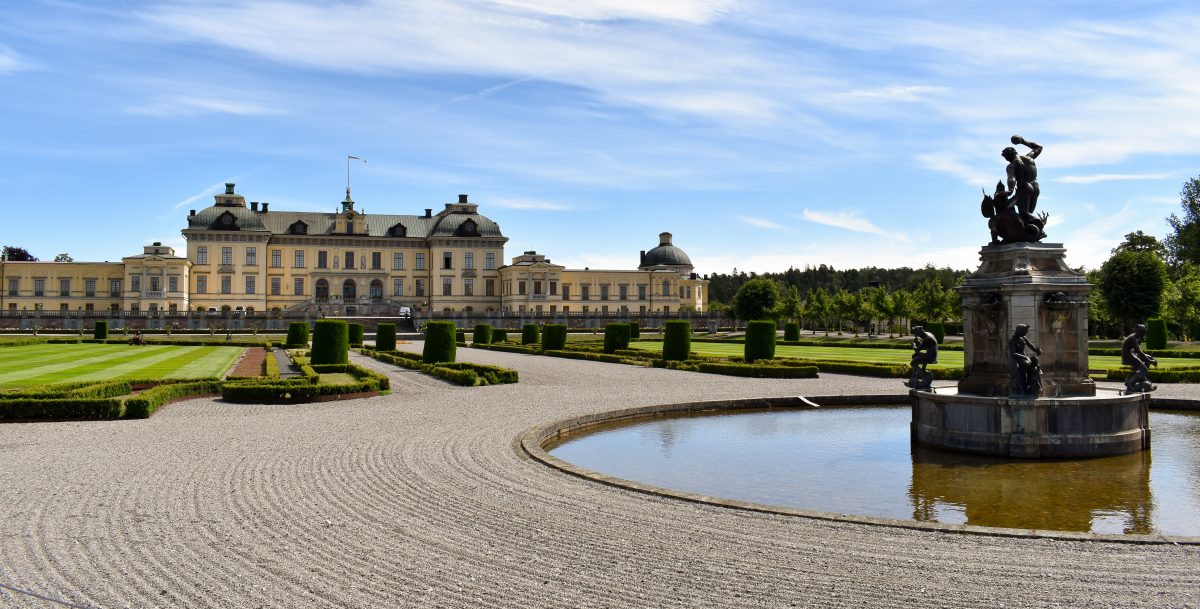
<box><xmin>0</xmin><ymin>346</ymin><xmax>175</xmax><ymax>386</ymax></box>
<box><xmin>0</xmin><ymin>343</ymin><xmax>121</xmax><ymax>368</ymax></box>
<box><xmin>162</xmin><ymin>347</ymin><xmax>244</xmax><ymax>379</ymax></box>
<box><xmin>61</xmin><ymin>347</ymin><xmax>213</xmax><ymax>384</ymax></box>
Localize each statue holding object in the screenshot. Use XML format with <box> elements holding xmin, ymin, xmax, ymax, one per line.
<box><xmin>980</xmin><ymin>135</ymin><xmax>1049</xmax><ymax>244</ymax></box>
<box><xmin>1122</xmin><ymin>324</ymin><xmax>1158</xmax><ymax>393</ymax></box>
<box><xmin>905</xmin><ymin>326</ymin><xmax>938</xmax><ymax>390</ymax></box>
<box><xmin>1009</xmin><ymin>324</ymin><xmax>1042</xmax><ymax>396</ymax></box>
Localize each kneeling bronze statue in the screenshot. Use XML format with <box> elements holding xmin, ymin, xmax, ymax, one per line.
<box><xmin>1009</xmin><ymin>324</ymin><xmax>1042</xmax><ymax>396</ymax></box>
<box><xmin>1122</xmin><ymin>324</ymin><xmax>1158</xmax><ymax>393</ymax></box>
<box><xmin>905</xmin><ymin>326</ymin><xmax>938</xmax><ymax>391</ymax></box>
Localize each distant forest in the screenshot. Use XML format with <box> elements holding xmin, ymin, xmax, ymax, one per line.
<box><xmin>704</xmin><ymin>264</ymin><xmax>968</xmax><ymax>306</ymax></box>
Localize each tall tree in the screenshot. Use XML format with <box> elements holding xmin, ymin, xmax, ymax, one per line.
<box><xmin>1165</xmin><ymin>176</ymin><xmax>1200</xmax><ymax>267</ymax></box>
<box><xmin>2</xmin><ymin>246</ymin><xmax>37</xmax><ymax>261</ymax></box>
<box><xmin>807</xmin><ymin>287</ymin><xmax>832</xmax><ymax>336</ymax></box>
<box><xmin>54</xmin><ymin>252</ymin><xmax>74</xmax><ymax>262</ymax></box>
<box><xmin>1097</xmin><ymin>234</ymin><xmax>1169</xmax><ymax>330</ymax></box>
<box><xmin>731</xmin><ymin>277</ymin><xmax>782</xmax><ymax>321</ymax></box>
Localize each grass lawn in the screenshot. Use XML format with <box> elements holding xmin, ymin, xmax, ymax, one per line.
<box><xmin>318</xmin><ymin>372</ymin><xmax>358</xmax><ymax>385</ymax></box>
<box><xmin>0</xmin><ymin>343</ymin><xmax>245</xmax><ymax>389</ymax></box>
<box><xmin>627</xmin><ymin>341</ymin><xmax>1200</xmax><ymax>370</ymax></box>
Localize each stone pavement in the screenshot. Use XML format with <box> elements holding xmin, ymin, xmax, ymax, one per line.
<box><xmin>0</xmin><ymin>344</ymin><xmax>1197</xmax><ymax>608</ymax></box>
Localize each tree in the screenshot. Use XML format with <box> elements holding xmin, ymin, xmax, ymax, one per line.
<box><xmin>1114</xmin><ymin>231</ymin><xmax>1165</xmax><ymax>255</ymax></box>
<box><xmin>913</xmin><ymin>277</ymin><xmax>954</xmax><ymax>323</ymax></box>
<box><xmin>867</xmin><ymin>287</ymin><xmax>896</xmax><ymax>337</ymax></box>
<box><xmin>892</xmin><ymin>289</ymin><xmax>915</xmax><ymax>335</ymax></box>
<box><xmin>807</xmin><ymin>287</ymin><xmax>832</xmax><ymax>336</ymax></box>
<box><xmin>1165</xmin><ymin>176</ymin><xmax>1200</xmax><ymax>267</ymax></box>
<box><xmin>1162</xmin><ymin>263</ymin><xmax>1200</xmax><ymax>341</ymax></box>
<box><xmin>731</xmin><ymin>277</ymin><xmax>782</xmax><ymax>321</ymax></box>
<box><xmin>2</xmin><ymin>246</ymin><xmax>36</xmax><ymax>261</ymax></box>
<box><xmin>54</xmin><ymin>252</ymin><xmax>74</xmax><ymax>262</ymax></box>
<box><xmin>1097</xmin><ymin>238</ymin><xmax>1169</xmax><ymax>331</ymax></box>
<box><xmin>832</xmin><ymin>288</ymin><xmax>857</xmax><ymax>334</ymax></box>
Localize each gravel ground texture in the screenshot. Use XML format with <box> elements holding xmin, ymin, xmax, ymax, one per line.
<box><xmin>1</xmin><ymin>343</ymin><xmax>1198</xmax><ymax>608</ymax></box>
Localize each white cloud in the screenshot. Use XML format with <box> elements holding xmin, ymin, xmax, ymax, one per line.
<box><xmin>837</xmin><ymin>85</ymin><xmax>949</xmax><ymax>103</ymax></box>
<box><xmin>127</xmin><ymin>95</ymin><xmax>285</xmax><ymax>117</ymax></box>
<box><xmin>0</xmin><ymin>45</ymin><xmax>26</xmax><ymax>74</ymax></box>
<box><xmin>485</xmin><ymin>0</ymin><xmax>738</xmax><ymax>24</ymax></box>
<box><xmin>490</xmin><ymin>197</ymin><xmax>571</xmax><ymax>211</ymax></box>
<box><xmin>916</xmin><ymin>152</ymin><xmax>995</xmax><ymax>186</ymax></box>
<box><xmin>799</xmin><ymin>209</ymin><xmax>908</xmax><ymax>243</ymax></box>
<box><xmin>738</xmin><ymin>216</ymin><xmax>785</xmax><ymax>230</ymax></box>
<box><xmin>1057</xmin><ymin>173</ymin><xmax>1174</xmax><ymax>185</ymax></box>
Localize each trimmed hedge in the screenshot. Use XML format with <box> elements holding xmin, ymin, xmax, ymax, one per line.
<box><xmin>542</xmin><ymin>324</ymin><xmax>568</xmax><ymax>351</ymax></box>
<box><xmin>286</xmin><ymin>322</ymin><xmax>309</xmax><ymax>347</ymax></box>
<box><xmin>0</xmin><ymin>397</ymin><xmax>122</xmax><ymax>420</ymax></box>
<box><xmin>348</xmin><ymin>323</ymin><xmax>365</xmax><ymax>347</ymax></box>
<box><xmin>926</xmin><ymin>322</ymin><xmax>946</xmax><ymax>344</ymax></box>
<box><xmin>1104</xmin><ymin>366</ymin><xmax>1200</xmax><ymax>383</ymax></box>
<box><xmin>473</xmin><ymin>324</ymin><xmax>493</xmax><ymax>345</ymax></box>
<box><xmin>522</xmin><ymin>323</ymin><xmax>540</xmax><ymax>345</ymax></box>
<box><xmin>744</xmin><ymin>320</ymin><xmax>777</xmax><ymax>363</ymax></box>
<box><xmin>376</xmin><ymin>323</ymin><xmax>397</xmax><ymax>352</ymax></box>
<box><xmin>493</xmin><ymin>329</ymin><xmax>509</xmax><ymax>343</ymax></box>
<box><xmin>424</xmin><ymin>321</ymin><xmax>458</xmax><ymax>364</ymax></box>
<box><xmin>697</xmin><ymin>361</ymin><xmax>817</xmax><ymax>378</ymax></box>
<box><xmin>662</xmin><ymin>320</ymin><xmax>692</xmax><ymax>361</ymax></box>
<box><xmin>628</xmin><ymin>322</ymin><xmax>641</xmax><ymax>340</ymax></box>
<box><xmin>125</xmin><ymin>380</ymin><xmax>224</xmax><ymax>418</ymax></box>
<box><xmin>543</xmin><ymin>349</ymin><xmax>650</xmax><ymax>366</ymax></box>
<box><xmin>456</xmin><ymin>329</ymin><xmax>466</xmax><ymax>343</ymax></box>
<box><xmin>94</xmin><ymin>320</ymin><xmax>109</xmax><ymax>340</ymax></box>
<box><xmin>222</xmin><ymin>363</ymin><xmax>387</xmax><ymax>403</ymax></box>
<box><xmin>262</xmin><ymin>349</ymin><xmax>281</xmax><ymax>378</ymax></box>
<box><xmin>603</xmin><ymin>323</ymin><xmax>631</xmax><ymax>354</ymax></box>
<box><xmin>311</xmin><ymin>320</ymin><xmax>350</xmax><ymax>364</ymax></box>
<box><xmin>363</xmin><ymin>349</ymin><xmax>518</xmax><ymax>386</ymax></box>
<box><xmin>783</xmin><ymin>322</ymin><xmax>800</xmax><ymax>342</ymax></box>
<box><xmin>472</xmin><ymin>342</ymin><xmax>538</xmax><ymax>355</ymax></box>
<box><xmin>1147</xmin><ymin>318</ymin><xmax>1168</xmax><ymax>350</ymax></box>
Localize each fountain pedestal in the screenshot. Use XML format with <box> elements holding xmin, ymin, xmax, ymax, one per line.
<box><xmin>912</xmin><ymin>242</ymin><xmax>1150</xmax><ymax>458</ymax></box>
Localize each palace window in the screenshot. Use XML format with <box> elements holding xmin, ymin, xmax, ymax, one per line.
<box><xmin>317</xmin><ymin>251</ymin><xmax>328</xmax><ymax>268</ymax></box>
<box><xmin>246</xmin><ymin>247</ymin><xmax>256</xmax><ymax>265</ymax></box>
<box><xmin>271</xmin><ymin>277</ymin><xmax>281</xmax><ymax>296</ymax></box>
<box><xmin>85</xmin><ymin>279</ymin><xmax>96</xmax><ymax>297</ymax></box>
<box><xmin>130</xmin><ymin>276</ymin><xmax>139</xmax><ymax>292</ymax></box>
<box><xmin>110</xmin><ymin>280</ymin><xmax>121</xmax><ymax>297</ymax></box>
<box><xmin>464</xmin><ymin>252</ymin><xmax>474</xmax><ymax>270</ymax></box>
<box><xmin>443</xmin><ymin>252</ymin><xmax>452</xmax><ymax>269</ymax></box>
<box><xmin>485</xmin><ymin>279</ymin><xmax>495</xmax><ymax>297</ymax></box>
<box><xmin>581</xmin><ymin>285</ymin><xmax>589</xmax><ymax>301</ymax></box>
<box><xmin>221</xmin><ymin>247</ymin><xmax>232</xmax><ymax>266</ymax></box>
<box><xmin>600</xmin><ymin>285</ymin><xmax>609</xmax><ymax>301</ymax></box>
<box><xmin>7</xmin><ymin>278</ymin><xmax>17</xmax><ymax>297</ymax></box>
<box><xmin>294</xmin><ymin>277</ymin><xmax>304</xmax><ymax>296</ymax></box>
<box><xmin>464</xmin><ymin>278</ymin><xmax>474</xmax><ymax>296</ymax></box>
<box><xmin>344</xmin><ymin>251</ymin><xmax>354</xmax><ymax>269</ymax></box>
<box><xmin>485</xmin><ymin>252</ymin><xmax>495</xmax><ymax>270</ymax></box>
<box><xmin>150</xmin><ymin>277</ymin><xmax>160</xmax><ymax>292</ymax></box>
<box><xmin>619</xmin><ymin>285</ymin><xmax>627</xmax><ymax>300</ymax></box>
<box><xmin>638</xmin><ymin>285</ymin><xmax>646</xmax><ymax>300</ymax></box>
<box><xmin>59</xmin><ymin>278</ymin><xmax>70</xmax><ymax>297</ymax></box>
<box><xmin>197</xmin><ymin>246</ymin><xmax>208</xmax><ymax>265</ymax></box>
<box><xmin>415</xmin><ymin>253</ymin><xmax>426</xmax><ymax>271</ymax></box>
<box><xmin>196</xmin><ymin>276</ymin><xmax>207</xmax><ymax>294</ymax></box>
<box><xmin>294</xmin><ymin>250</ymin><xmax>305</xmax><ymax>268</ymax></box>
<box><xmin>518</xmin><ymin>281</ymin><xmax>526</xmax><ymax>295</ymax></box>
<box><xmin>442</xmin><ymin>277</ymin><xmax>452</xmax><ymax>296</ymax></box>
<box><xmin>220</xmin><ymin>276</ymin><xmax>231</xmax><ymax>294</ymax></box>
<box><xmin>371</xmin><ymin>252</ymin><xmax>382</xmax><ymax>270</ymax></box>
<box><xmin>562</xmin><ymin>284</ymin><xmax>571</xmax><ymax>300</ymax></box>
<box><xmin>271</xmin><ymin>250</ymin><xmax>282</xmax><ymax>267</ymax></box>
<box><xmin>393</xmin><ymin>253</ymin><xmax>404</xmax><ymax>270</ymax></box>
<box><xmin>168</xmin><ymin>276</ymin><xmax>178</xmax><ymax>293</ymax></box>
<box><xmin>393</xmin><ymin>278</ymin><xmax>404</xmax><ymax>296</ymax></box>
<box><xmin>245</xmin><ymin>275</ymin><xmax>256</xmax><ymax>295</ymax></box>
<box><xmin>415</xmin><ymin>279</ymin><xmax>425</xmax><ymax>297</ymax></box>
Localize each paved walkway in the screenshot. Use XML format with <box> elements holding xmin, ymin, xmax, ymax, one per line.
<box><xmin>1</xmin><ymin>346</ymin><xmax>1198</xmax><ymax>608</ymax></box>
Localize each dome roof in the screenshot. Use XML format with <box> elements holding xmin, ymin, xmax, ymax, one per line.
<box><xmin>640</xmin><ymin>232</ymin><xmax>693</xmax><ymax>269</ymax></box>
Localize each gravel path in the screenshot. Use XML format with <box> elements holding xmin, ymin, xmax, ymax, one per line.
<box><xmin>1</xmin><ymin>345</ymin><xmax>1198</xmax><ymax>608</ymax></box>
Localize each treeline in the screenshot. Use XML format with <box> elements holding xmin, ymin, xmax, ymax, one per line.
<box><xmin>707</xmin><ymin>265</ymin><xmax>967</xmax><ymax>310</ymax></box>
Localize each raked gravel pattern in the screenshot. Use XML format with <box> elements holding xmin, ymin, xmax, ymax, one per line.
<box><xmin>1</xmin><ymin>343</ymin><xmax>1198</xmax><ymax>608</ymax></box>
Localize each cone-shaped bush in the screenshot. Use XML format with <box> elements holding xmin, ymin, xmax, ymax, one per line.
<box><xmin>744</xmin><ymin>320</ymin><xmax>777</xmax><ymax>363</ymax></box>
<box><xmin>348</xmin><ymin>323</ymin><xmax>365</xmax><ymax>347</ymax></box>
<box><xmin>375</xmin><ymin>322</ymin><xmax>397</xmax><ymax>351</ymax></box>
<box><xmin>473</xmin><ymin>323</ymin><xmax>493</xmax><ymax>345</ymax></box>
<box><xmin>424</xmin><ymin>321</ymin><xmax>458</xmax><ymax>363</ymax></box>
<box><xmin>603</xmin><ymin>323</ymin><xmax>631</xmax><ymax>354</ymax></box>
<box><xmin>94</xmin><ymin>320</ymin><xmax>108</xmax><ymax>340</ymax></box>
<box><xmin>783</xmin><ymin>322</ymin><xmax>800</xmax><ymax>341</ymax></box>
<box><xmin>493</xmin><ymin>329</ymin><xmax>508</xmax><ymax>343</ymax></box>
<box><xmin>628</xmin><ymin>322</ymin><xmax>640</xmax><ymax>340</ymax></box>
<box><xmin>286</xmin><ymin>322</ymin><xmax>309</xmax><ymax>347</ymax></box>
<box><xmin>1147</xmin><ymin>318</ymin><xmax>1168</xmax><ymax>350</ymax></box>
<box><xmin>522</xmin><ymin>323</ymin><xmax>540</xmax><ymax>345</ymax></box>
<box><xmin>662</xmin><ymin>321</ymin><xmax>692</xmax><ymax>361</ymax></box>
<box><xmin>542</xmin><ymin>324</ymin><xmax>567</xmax><ymax>351</ymax></box>
<box><xmin>311</xmin><ymin>320</ymin><xmax>350</xmax><ymax>364</ymax></box>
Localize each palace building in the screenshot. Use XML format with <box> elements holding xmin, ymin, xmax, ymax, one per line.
<box><xmin>1</xmin><ymin>183</ymin><xmax>708</xmax><ymax>318</ymax></box>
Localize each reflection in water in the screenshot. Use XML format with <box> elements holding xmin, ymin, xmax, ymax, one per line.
<box><xmin>548</xmin><ymin>407</ymin><xmax>1200</xmax><ymax>536</ymax></box>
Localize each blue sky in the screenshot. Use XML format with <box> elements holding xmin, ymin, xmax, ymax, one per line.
<box><xmin>2</xmin><ymin>1</ymin><xmax>1198</xmax><ymax>275</ymax></box>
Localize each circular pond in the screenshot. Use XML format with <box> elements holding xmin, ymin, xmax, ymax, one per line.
<box><xmin>546</xmin><ymin>406</ymin><xmax>1200</xmax><ymax>537</ymax></box>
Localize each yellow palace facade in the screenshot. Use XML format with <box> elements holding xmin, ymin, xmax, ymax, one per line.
<box><xmin>2</xmin><ymin>183</ymin><xmax>707</xmax><ymax>320</ymax></box>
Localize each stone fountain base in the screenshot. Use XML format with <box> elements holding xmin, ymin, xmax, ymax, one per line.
<box><xmin>911</xmin><ymin>388</ymin><xmax>1150</xmax><ymax>458</ymax></box>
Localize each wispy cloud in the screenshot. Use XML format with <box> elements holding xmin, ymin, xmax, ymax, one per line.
<box><xmin>800</xmin><ymin>209</ymin><xmax>909</xmax><ymax>243</ymax></box>
<box><xmin>1057</xmin><ymin>173</ymin><xmax>1174</xmax><ymax>184</ymax></box>
<box><xmin>487</xmin><ymin>0</ymin><xmax>738</xmax><ymax>25</ymax></box>
<box><xmin>490</xmin><ymin>197</ymin><xmax>571</xmax><ymax>211</ymax></box>
<box><xmin>739</xmin><ymin>216</ymin><xmax>785</xmax><ymax>230</ymax></box>
<box><xmin>127</xmin><ymin>95</ymin><xmax>286</xmax><ymax>117</ymax></box>
<box><xmin>0</xmin><ymin>45</ymin><xmax>25</xmax><ymax>73</ymax></box>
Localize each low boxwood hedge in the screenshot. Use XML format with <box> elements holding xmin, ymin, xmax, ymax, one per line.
<box><xmin>1104</xmin><ymin>366</ymin><xmax>1200</xmax><ymax>383</ymax></box>
<box><xmin>125</xmin><ymin>380</ymin><xmax>224</xmax><ymax>418</ymax></box>
<box><xmin>362</xmin><ymin>349</ymin><xmax>518</xmax><ymax>386</ymax></box>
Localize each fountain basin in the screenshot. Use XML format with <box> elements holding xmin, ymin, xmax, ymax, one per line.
<box><xmin>912</xmin><ymin>387</ymin><xmax>1150</xmax><ymax>458</ymax></box>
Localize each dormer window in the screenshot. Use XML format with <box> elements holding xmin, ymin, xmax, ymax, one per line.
<box><xmin>289</xmin><ymin>220</ymin><xmax>308</xmax><ymax>235</ymax></box>
<box><xmin>388</xmin><ymin>223</ymin><xmax>407</xmax><ymax>237</ymax></box>
<box><xmin>455</xmin><ymin>218</ymin><xmax>480</xmax><ymax>237</ymax></box>
<box><xmin>212</xmin><ymin>211</ymin><xmax>239</xmax><ymax>230</ymax></box>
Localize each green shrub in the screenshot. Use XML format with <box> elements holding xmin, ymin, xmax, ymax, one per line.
<box><xmin>493</xmin><ymin>329</ymin><xmax>508</xmax><ymax>342</ymax></box>
<box><xmin>311</xmin><ymin>320</ymin><xmax>350</xmax><ymax>364</ymax></box>
<box><xmin>543</xmin><ymin>324</ymin><xmax>568</xmax><ymax>351</ymax></box>
<box><xmin>783</xmin><ymin>322</ymin><xmax>800</xmax><ymax>342</ymax></box>
<box><xmin>1147</xmin><ymin>318</ymin><xmax>1168</xmax><ymax>350</ymax></box>
<box><xmin>522</xmin><ymin>323</ymin><xmax>540</xmax><ymax>345</ymax></box>
<box><xmin>456</xmin><ymin>329</ymin><xmax>466</xmax><ymax>344</ymax></box>
<box><xmin>745</xmin><ymin>320</ymin><xmax>777</xmax><ymax>363</ymax></box>
<box><xmin>286</xmin><ymin>322</ymin><xmax>309</xmax><ymax>347</ymax></box>
<box><xmin>94</xmin><ymin>321</ymin><xmax>109</xmax><ymax>340</ymax></box>
<box><xmin>473</xmin><ymin>323</ymin><xmax>493</xmax><ymax>345</ymax></box>
<box><xmin>662</xmin><ymin>320</ymin><xmax>692</xmax><ymax>361</ymax></box>
<box><xmin>362</xmin><ymin>349</ymin><xmax>517</xmax><ymax>386</ymax></box>
<box><xmin>348</xmin><ymin>323</ymin><xmax>365</xmax><ymax>347</ymax></box>
<box><xmin>424</xmin><ymin>321</ymin><xmax>458</xmax><ymax>363</ymax></box>
<box><xmin>603</xmin><ymin>323</ymin><xmax>631</xmax><ymax>354</ymax></box>
<box><xmin>0</xmin><ymin>397</ymin><xmax>122</xmax><ymax>420</ymax></box>
<box><xmin>124</xmin><ymin>381</ymin><xmax>223</xmax><ymax>418</ymax></box>
<box><xmin>696</xmin><ymin>362</ymin><xmax>818</xmax><ymax>378</ymax></box>
<box><xmin>375</xmin><ymin>322</ymin><xmax>397</xmax><ymax>351</ymax></box>
<box><xmin>628</xmin><ymin>322</ymin><xmax>640</xmax><ymax>339</ymax></box>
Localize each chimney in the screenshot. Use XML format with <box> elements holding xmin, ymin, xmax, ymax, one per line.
<box><xmin>640</xmin><ymin>250</ymin><xmax>646</xmax><ymax>266</ymax></box>
<box><xmin>261</xmin><ymin>202</ymin><xmax>269</xmax><ymax>213</ymax></box>
<box><xmin>224</xmin><ymin>183</ymin><xmax>235</xmax><ymax>195</ymax></box>
<box><xmin>250</xmin><ymin>201</ymin><xmax>259</xmax><ymax>212</ymax></box>
<box><xmin>189</xmin><ymin>209</ymin><xmax>196</xmax><ymax>216</ymax></box>
<box><xmin>659</xmin><ymin>232</ymin><xmax>672</xmax><ymax>246</ymax></box>
<box><xmin>425</xmin><ymin>208</ymin><xmax>432</xmax><ymax>218</ymax></box>
<box><xmin>458</xmin><ymin>194</ymin><xmax>469</xmax><ymax>203</ymax></box>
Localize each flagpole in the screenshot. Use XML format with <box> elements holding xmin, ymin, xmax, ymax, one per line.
<box><xmin>347</xmin><ymin>155</ymin><xmax>366</xmax><ymax>193</ymax></box>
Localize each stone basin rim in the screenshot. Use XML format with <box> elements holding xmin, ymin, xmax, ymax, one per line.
<box><xmin>519</xmin><ymin>393</ymin><xmax>1200</xmax><ymax>546</ymax></box>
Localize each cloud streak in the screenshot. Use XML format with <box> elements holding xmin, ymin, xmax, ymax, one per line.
<box><xmin>1057</xmin><ymin>173</ymin><xmax>1174</xmax><ymax>185</ymax></box>
<box><xmin>800</xmin><ymin>209</ymin><xmax>909</xmax><ymax>243</ymax></box>
<box><xmin>739</xmin><ymin>216</ymin><xmax>786</xmax><ymax>230</ymax></box>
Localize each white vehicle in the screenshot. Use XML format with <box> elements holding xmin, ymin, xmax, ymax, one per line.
<box><xmin>398</xmin><ymin>306</ymin><xmax>412</xmax><ymax>317</ymax></box>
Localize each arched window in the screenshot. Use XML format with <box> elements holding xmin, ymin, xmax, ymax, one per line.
<box><xmin>342</xmin><ymin>279</ymin><xmax>357</xmax><ymax>299</ymax></box>
<box><xmin>369</xmin><ymin>279</ymin><xmax>383</xmax><ymax>300</ymax></box>
<box><xmin>315</xmin><ymin>279</ymin><xmax>330</xmax><ymax>300</ymax></box>
<box><xmin>662</xmin><ymin>280</ymin><xmax>670</xmax><ymax>296</ymax></box>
